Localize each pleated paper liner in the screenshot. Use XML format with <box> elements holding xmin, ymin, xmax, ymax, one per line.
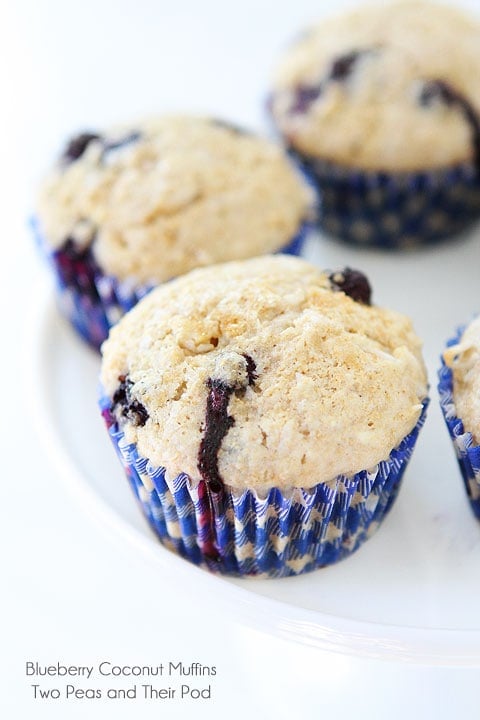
<box><xmin>294</xmin><ymin>155</ymin><xmax>480</xmax><ymax>249</ymax></box>
<box><xmin>439</xmin><ymin>328</ymin><xmax>480</xmax><ymax>521</ymax></box>
<box><xmin>100</xmin><ymin>393</ymin><xmax>428</xmax><ymax>578</ymax></box>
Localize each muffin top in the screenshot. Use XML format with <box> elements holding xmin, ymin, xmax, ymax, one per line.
<box><xmin>37</xmin><ymin>116</ymin><xmax>313</xmax><ymax>284</ymax></box>
<box><xmin>101</xmin><ymin>255</ymin><xmax>427</xmax><ymax>491</ymax></box>
<box><xmin>269</xmin><ymin>1</ymin><xmax>480</xmax><ymax>172</ymax></box>
<box><xmin>444</xmin><ymin>316</ymin><xmax>480</xmax><ymax>443</ymax></box>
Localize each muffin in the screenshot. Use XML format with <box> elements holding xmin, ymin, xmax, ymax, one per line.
<box><xmin>99</xmin><ymin>255</ymin><xmax>428</xmax><ymax>577</ymax></box>
<box><xmin>439</xmin><ymin>317</ymin><xmax>480</xmax><ymax>520</ymax></box>
<box><xmin>34</xmin><ymin>115</ymin><xmax>314</xmax><ymax>349</ymax></box>
<box><xmin>268</xmin><ymin>1</ymin><xmax>480</xmax><ymax>248</ymax></box>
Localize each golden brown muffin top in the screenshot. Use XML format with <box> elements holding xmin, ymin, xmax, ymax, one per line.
<box><xmin>37</xmin><ymin>116</ymin><xmax>313</xmax><ymax>283</ymax></box>
<box><xmin>101</xmin><ymin>255</ymin><xmax>427</xmax><ymax>490</ymax></box>
<box><xmin>270</xmin><ymin>1</ymin><xmax>480</xmax><ymax>171</ymax></box>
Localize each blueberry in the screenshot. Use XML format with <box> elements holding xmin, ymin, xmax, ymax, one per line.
<box><xmin>242</xmin><ymin>354</ymin><xmax>258</xmax><ymax>387</ymax></box>
<box><xmin>111</xmin><ymin>375</ymin><xmax>149</xmax><ymax>427</ymax></box>
<box><xmin>329</xmin><ymin>50</ymin><xmax>365</xmax><ymax>82</ymax></box>
<box><xmin>290</xmin><ymin>83</ymin><xmax>324</xmax><ymax>114</ymax></box>
<box><xmin>419</xmin><ymin>79</ymin><xmax>480</xmax><ymax>172</ymax></box>
<box><xmin>197</xmin><ymin>379</ymin><xmax>235</xmax><ymax>494</ymax></box>
<box><xmin>54</xmin><ymin>237</ymin><xmax>100</xmax><ymax>302</ymax></box>
<box><xmin>289</xmin><ymin>48</ymin><xmax>371</xmax><ymax>115</ymax></box>
<box><xmin>329</xmin><ymin>268</ymin><xmax>372</xmax><ymax>305</ymax></box>
<box><xmin>62</xmin><ymin>133</ymin><xmax>102</xmax><ymax>164</ymax></box>
<box><xmin>197</xmin><ymin>354</ymin><xmax>257</xmax><ymax>492</ymax></box>
<box><xmin>61</xmin><ymin>130</ymin><xmax>141</xmax><ymax>165</ymax></box>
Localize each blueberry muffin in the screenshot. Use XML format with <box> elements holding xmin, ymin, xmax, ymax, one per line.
<box><xmin>99</xmin><ymin>255</ymin><xmax>428</xmax><ymax>577</ymax></box>
<box><xmin>439</xmin><ymin>317</ymin><xmax>480</xmax><ymax>519</ymax></box>
<box><xmin>269</xmin><ymin>1</ymin><xmax>480</xmax><ymax>248</ymax></box>
<box><xmin>34</xmin><ymin>116</ymin><xmax>314</xmax><ymax>348</ymax></box>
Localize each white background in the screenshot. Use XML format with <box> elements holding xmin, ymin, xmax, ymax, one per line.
<box><xmin>3</xmin><ymin>0</ymin><xmax>480</xmax><ymax>717</ymax></box>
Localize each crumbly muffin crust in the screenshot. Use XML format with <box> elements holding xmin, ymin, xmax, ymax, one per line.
<box><xmin>101</xmin><ymin>255</ymin><xmax>427</xmax><ymax>490</ymax></box>
<box><xmin>444</xmin><ymin>316</ymin><xmax>480</xmax><ymax>443</ymax></box>
<box><xmin>37</xmin><ymin>116</ymin><xmax>313</xmax><ymax>283</ymax></box>
<box><xmin>270</xmin><ymin>1</ymin><xmax>480</xmax><ymax>171</ymax></box>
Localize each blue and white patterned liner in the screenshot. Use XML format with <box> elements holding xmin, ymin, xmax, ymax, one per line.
<box><xmin>32</xmin><ymin>218</ymin><xmax>311</xmax><ymax>351</ymax></box>
<box><xmin>100</xmin><ymin>393</ymin><xmax>428</xmax><ymax>578</ymax></box>
<box><xmin>438</xmin><ymin>327</ymin><xmax>480</xmax><ymax>521</ymax></box>
<box><xmin>296</xmin><ymin>155</ymin><xmax>480</xmax><ymax>249</ymax></box>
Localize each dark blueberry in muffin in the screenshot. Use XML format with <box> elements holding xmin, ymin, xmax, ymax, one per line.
<box><xmin>54</xmin><ymin>237</ymin><xmax>101</xmax><ymax>302</ymax></box>
<box><xmin>290</xmin><ymin>83</ymin><xmax>324</xmax><ymax>114</ymax></box>
<box><xmin>289</xmin><ymin>48</ymin><xmax>372</xmax><ymax>115</ymax></box>
<box><xmin>420</xmin><ymin>79</ymin><xmax>449</xmax><ymax>107</ymax></box>
<box><xmin>62</xmin><ymin>133</ymin><xmax>102</xmax><ymax>164</ymax></box>
<box><xmin>111</xmin><ymin>375</ymin><xmax>149</xmax><ymax>427</ymax></box>
<box><xmin>62</xmin><ymin>130</ymin><xmax>141</xmax><ymax>165</ymax></box>
<box><xmin>197</xmin><ymin>353</ymin><xmax>258</xmax><ymax>560</ymax></box>
<box><xmin>419</xmin><ymin>79</ymin><xmax>480</xmax><ymax>171</ymax></box>
<box><xmin>197</xmin><ymin>376</ymin><xmax>235</xmax><ymax>561</ymax></box>
<box><xmin>198</xmin><ymin>354</ymin><xmax>258</xmax><ymax>492</ymax></box>
<box><xmin>198</xmin><ymin>379</ymin><xmax>235</xmax><ymax>494</ymax></box>
<box><xmin>329</xmin><ymin>49</ymin><xmax>365</xmax><ymax>82</ymax></box>
<box><xmin>242</xmin><ymin>354</ymin><xmax>258</xmax><ymax>387</ymax></box>
<box><xmin>329</xmin><ymin>268</ymin><xmax>372</xmax><ymax>305</ymax></box>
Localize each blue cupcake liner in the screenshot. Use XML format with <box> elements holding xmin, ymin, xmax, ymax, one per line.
<box><xmin>31</xmin><ymin>218</ymin><xmax>152</xmax><ymax>350</ymax></box>
<box><xmin>438</xmin><ymin>326</ymin><xmax>480</xmax><ymax>520</ymax></box>
<box><xmin>99</xmin><ymin>393</ymin><xmax>428</xmax><ymax>578</ymax></box>
<box><xmin>31</xmin><ymin>217</ymin><xmax>310</xmax><ymax>351</ymax></box>
<box><xmin>293</xmin><ymin>155</ymin><xmax>480</xmax><ymax>249</ymax></box>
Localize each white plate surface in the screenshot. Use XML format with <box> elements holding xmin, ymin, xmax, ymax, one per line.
<box><xmin>32</xmin><ymin>228</ymin><xmax>480</xmax><ymax>666</ymax></box>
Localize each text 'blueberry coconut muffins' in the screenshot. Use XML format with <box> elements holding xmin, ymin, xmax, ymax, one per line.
<box><xmin>99</xmin><ymin>255</ymin><xmax>428</xmax><ymax>577</ymax></box>
<box><xmin>439</xmin><ymin>317</ymin><xmax>480</xmax><ymax>520</ymax></box>
<box><xmin>34</xmin><ymin>116</ymin><xmax>315</xmax><ymax>349</ymax></box>
<box><xmin>268</xmin><ymin>1</ymin><xmax>480</xmax><ymax>248</ymax></box>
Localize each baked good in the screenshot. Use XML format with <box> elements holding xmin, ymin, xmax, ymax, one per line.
<box><xmin>440</xmin><ymin>317</ymin><xmax>480</xmax><ymax>519</ymax></box>
<box><xmin>34</xmin><ymin>116</ymin><xmax>314</xmax><ymax>348</ymax></box>
<box><xmin>268</xmin><ymin>1</ymin><xmax>480</xmax><ymax>248</ymax></box>
<box><xmin>99</xmin><ymin>254</ymin><xmax>428</xmax><ymax>576</ymax></box>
